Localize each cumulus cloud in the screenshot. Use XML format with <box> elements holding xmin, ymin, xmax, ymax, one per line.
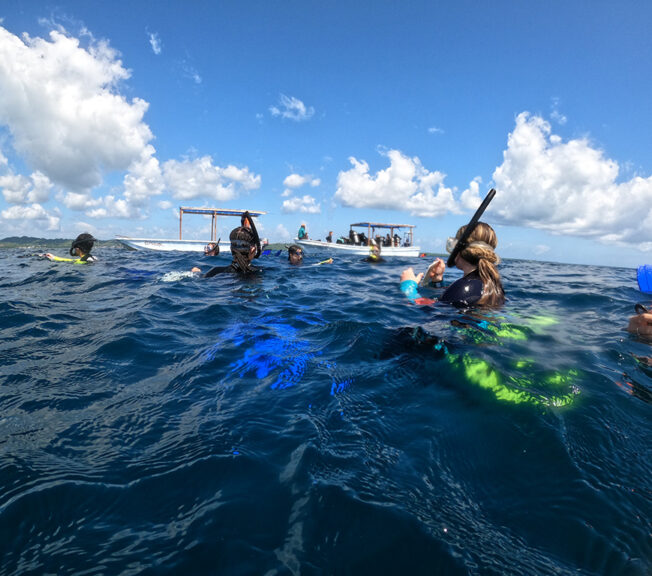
<box><xmin>148</xmin><ymin>31</ymin><xmax>161</xmax><ymax>55</ymax></box>
<box><xmin>281</xmin><ymin>194</ymin><xmax>321</xmax><ymax>214</ymax></box>
<box><xmin>1</xmin><ymin>203</ymin><xmax>60</xmax><ymax>230</ymax></box>
<box><xmin>0</xmin><ymin>26</ymin><xmax>157</xmax><ymax>196</ymax></box>
<box><xmin>335</xmin><ymin>149</ymin><xmax>459</xmax><ymax>218</ymax></box>
<box><xmin>162</xmin><ymin>156</ymin><xmax>261</xmax><ymax>201</ymax></box>
<box><xmin>283</xmin><ymin>173</ymin><xmax>321</xmax><ymax>188</ymax></box>
<box><xmin>491</xmin><ymin>112</ymin><xmax>652</xmax><ymax>248</ymax></box>
<box><xmin>275</xmin><ymin>223</ymin><xmax>291</xmax><ymax>241</ymax></box>
<box><xmin>270</xmin><ymin>95</ymin><xmax>314</xmax><ymax>121</ymax></box>
<box><xmin>0</xmin><ymin>171</ymin><xmax>53</xmax><ymax>204</ymax></box>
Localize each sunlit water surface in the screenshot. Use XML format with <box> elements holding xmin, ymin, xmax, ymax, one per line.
<box><xmin>0</xmin><ymin>247</ymin><xmax>650</xmax><ymax>575</ymax></box>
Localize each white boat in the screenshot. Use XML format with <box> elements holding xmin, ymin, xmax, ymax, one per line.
<box><xmin>296</xmin><ymin>222</ymin><xmax>422</xmax><ymax>258</ymax></box>
<box><xmin>117</xmin><ymin>207</ymin><xmax>266</xmax><ymax>252</ymax></box>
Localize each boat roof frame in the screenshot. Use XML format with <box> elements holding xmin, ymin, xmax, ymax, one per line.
<box><xmin>179</xmin><ymin>206</ymin><xmax>266</xmax><ymax>241</ymax></box>
<box><xmin>349</xmin><ymin>222</ymin><xmax>416</xmax><ymax>229</ymax></box>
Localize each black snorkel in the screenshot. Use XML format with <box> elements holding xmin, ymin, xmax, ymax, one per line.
<box><xmin>447</xmin><ymin>188</ymin><xmax>496</xmax><ymax>268</ymax></box>
<box><xmin>241</xmin><ymin>211</ymin><xmax>261</xmax><ymax>258</ymax></box>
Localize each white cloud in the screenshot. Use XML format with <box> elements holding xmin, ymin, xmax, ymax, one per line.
<box><xmin>158</xmin><ymin>200</ymin><xmax>173</xmax><ymax>210</ymax></box>
<box><xmin>162</xmin><ymin>156</ymin><xmax>261</xmax><ymax>201</ymax></box>
<box><xmin>534</xmin><ymin>244</ymin><xmax>551</xmax><ymax>255</ymax></box>
<box><xmin>1</xmin><ymin>203</ymin><xmax>60</xmax><ymax>230</ymax></box>
<box><xmin>281</xmin><ymin>189</ymin><xmax>293</xmax><ymax>197</ymax></box>
<box><xmin>281</xmin><ymin>194</ymin><xmax>321</xmax><ymax>214</ymax></box>
<box><xmin>270</xmin><ymin>95</ymin><xmax>314</xmax><ymax>122</ymax></box>
<box><xmin>283</xmin><ymin>173</ymin><xmax>321</xmax><ymax>190</ymax></box>
<box><xmin>275</xmin><ymin>223</ymin><xmax>291</xmax><ymax>241</ymax></box>
<box><xmin>428</xmin><ymin>126</ymin><xmax>444</xmax><ymax>134</ymax></box>
<box><xmin>492</xmin><ymin>112</ymin><xmax>652</xmax><ymax>249</ymax></box>
<box><xmin>0</xmin><ymin>26</ymin><xmax>157</xmax><ymax>196</ymax></box>
<box><xmin>0</xmin><ymin>170</ymin><xmax>53</xmax><ymax>204</ymax></box>
<box><xmin>335</xmin><ymin>149</ymin><xmax>460</xmax><ymax>217</ymax></box>
<box><xmin>148</xmin><ymin>32</ymin><xmax>161</xmax><ymax>55</ymax></box>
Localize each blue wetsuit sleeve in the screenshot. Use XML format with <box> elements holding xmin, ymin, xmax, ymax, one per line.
<box><xmin>400</xmin><ymin>279</ymin><xmax>421</xmax><ymax>302</ymax></box>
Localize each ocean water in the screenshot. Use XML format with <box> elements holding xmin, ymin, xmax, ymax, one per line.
<box><xmin>0</xmin><ymin>247</ymin><xmax>650</xmax><ymax>575</ymax></box>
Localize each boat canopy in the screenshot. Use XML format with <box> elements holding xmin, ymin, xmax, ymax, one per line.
<box><xmin>349</xmin><ymin>222</ymin><xmax>415</xmax><ymax>230</ymax></box>
<box><xmin>179</xmin><ymin>207</ymin><xmax>266</xmax><ymax>241</ymax></box>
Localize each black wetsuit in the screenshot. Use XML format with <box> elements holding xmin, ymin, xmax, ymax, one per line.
<box><xmin>401</xmin><ymin>269</ymin><xmax>483</xmax><ymax>308</ymax></box>
<box><xmin>439</xmin><ymin>269</ymin><xmax>483</xmax><ymax>307</ymax></box>
<box><xmin>204</xmin><ymin>263</ymin><xmax>260</xmax><ymax>278</ymax></box>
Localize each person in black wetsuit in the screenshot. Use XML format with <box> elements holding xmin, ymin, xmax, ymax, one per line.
<box><xmin>400</xmin><ymin>221</ymin><xmax>505</xmax><ymax>308</ymax></box>
<box><xmin>363</xmin><ymin>243</ymin><xmax>384</xmax><ymax>263</ymax></box>
<box><xmin>192</xmin><ymin>212</ymin><xmax>262</xmax><ymax>277</ymax></box>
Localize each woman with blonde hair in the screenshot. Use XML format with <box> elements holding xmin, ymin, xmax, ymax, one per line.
<box><xmin>400</xmin><ymin>220</ymin><xmax>505</xmax><ymax>308</ymax></box>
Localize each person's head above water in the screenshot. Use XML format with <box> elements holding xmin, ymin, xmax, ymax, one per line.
<box><xmin>447</xmin><ymin>221</ymin><xmax>504</xmax><ymax>306</ymax></box>
<box><xmin>204</xmin><ymin>241</ymin><xmax>220</xmax><ymax>256</ymax></box>
<box><xmin>288</xmin><ymin>244</ymin><xmax>304</xmax><ymax>265</ymax></box>
<box><xmin>70</xmin><ymin>233</ymin><xmax>95</xmax><ymax>257</ymax></box>
<box><xmin>368</xmin><ymin>243</ymin><xmax>381</xmax><ymax>261</ymax></box>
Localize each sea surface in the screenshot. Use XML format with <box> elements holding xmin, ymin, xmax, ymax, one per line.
<box><xmin>0</xmin><ymin>247</ymin><xmax>650</xmax><ymax>575</ymax></box>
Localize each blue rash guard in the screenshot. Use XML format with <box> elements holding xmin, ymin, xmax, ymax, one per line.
<box><xmin>401</xmin><ymin>269</ymin><xmax>484</xmax><ymax>308</ymax></box>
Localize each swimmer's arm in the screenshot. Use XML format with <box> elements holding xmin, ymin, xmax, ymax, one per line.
<box><xmin>628</xmin><ymin>311</ymin><xmax>652</xmax><ymax>337</ymax></box>
<box><xmin>400</xmin><ymin>268</ymin><xmax>436</xmax><ymax>305</ymax></box>
<box><xmin>44</xmin><ymin>254</ymin><xmax>77</xmax><ymax>262</ymax></box>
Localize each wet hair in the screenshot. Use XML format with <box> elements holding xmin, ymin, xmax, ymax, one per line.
<box><xmin>288</xmin><ymin>244</ymin><xmax>303</xmax><ymax>260</ymax></box>
<box><xmin>70</xmin><ymin>233</ymin><xmax>95</xmax><ymax>257</ymax></box>
<box><xmin>455</xmin><ymin>222</ymin><xmax>505</xmax><ymax>306</ymax></box>
<box><xmin>229</xmin><ymin>226</ymin><xmax>257</xmax><ymax>272</ymax></box>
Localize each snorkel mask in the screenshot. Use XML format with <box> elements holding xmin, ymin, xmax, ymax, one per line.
<box><xmin>446</xmin><ymin>189</ymin><xmax>496</xmax><ymax>267</ymax></box>
<box><xmin>204</xmin><ymin>240</ymin><xmax>220</xmax><ymax>256</ymax></box>
<box><xmin>288</xmin><ymin>245</ymin><xmax>304</xmax><ymax>262</ymax></box>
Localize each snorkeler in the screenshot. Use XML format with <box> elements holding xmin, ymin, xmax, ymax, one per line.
<box><xmin>364</xmin><ymin>243</ymin><xmax>384</xmax><ymax>263</ymax></box>
<box><xmin>204</xmin><ymin>241</ymin><xmax>220</xmax><ymax>256</ymax></box>
<box><xmin>400</xmin><ymin>190</ymin><xmax>504</xmax><ymax>308</ymax></box>
<box><xmin>192</xmin><ymin>212</ymin><xmax>261</xmax><ymax>277</ymax></box>
<box><xmin>288</xmin><ymin>244</ymin><xmax>304</xmax><ymax>265</ymax></box>
<box><xmin>43</xmin><ymin>233</ymin><xmax>97</xmax><ymax>264</ymax></box>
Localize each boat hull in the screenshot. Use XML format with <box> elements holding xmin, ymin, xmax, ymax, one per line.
<box><xmin>295</xmin><ymin>238</ymin><xmax>421</xmax><ymax>257</ymax></box>
<box><xmin>117</xmin><ymin>237</ymin><xmax>231</xmax><ymax>252</ymax></box>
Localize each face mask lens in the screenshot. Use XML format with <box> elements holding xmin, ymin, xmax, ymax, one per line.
<box><xmin>445</xmin><ymin>237</ymin><xmax>457</xmax><ymax>254</ymax></box>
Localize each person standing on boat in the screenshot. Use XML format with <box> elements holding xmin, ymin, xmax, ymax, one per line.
<box><xmin>326</xmin><ymin>231</ymin><xmax>333</xmax><ymax>243</ymax></box>
<box><xmin>298</xmin><ymin>223</ymin><xmax>308</xmax><ymax>240</ymax></box>
<box><xmin>42</xmin><ymin>233</ymin><xmax>97</xmax><ymax>264</ymax></box>
<box><xmin>400</xmin><ymin>222</ymin><xmax>505</xmax><ymax>308</ymax></box>
<box><xmin>192</xmin><ymin>212</ymin><xmax>261</xmax><ymax>277</ymax></box>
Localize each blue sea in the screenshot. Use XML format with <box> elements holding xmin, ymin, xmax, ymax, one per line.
<box><xmin>1</xmin><ymin>247</ymin><xmax>650</xmax><ymax>575</ymax></box>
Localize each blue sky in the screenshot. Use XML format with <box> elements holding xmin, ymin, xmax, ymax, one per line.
<box><xmin>1</xmin><ymin>0</ymin><xmax>651</xmax><ymax>267</ymax></box>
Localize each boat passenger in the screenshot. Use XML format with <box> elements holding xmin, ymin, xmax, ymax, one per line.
<box><xmin>326</xmin><ymin>231</ymin><xmax>333</xmax><ymax>243</ymax></box>
<box><xmin>400</xmin><ymin>221</ymin><xmax>505</xmax><ymax>308</ymax></box>
<box><xmin>204</xmin><ymin>241</ymin><xmax>220</xmax><ymax>256</ymax></box>
<box><xmin>288</xmin><ymin>244</ymin><xmax>304</xmax><ymax>265</ymax></box>
<box><xmin>43</xmin><ymin>233</ymin><xmax>97</xmax><ymax>263</ymax></box>
<box><xmin>193</xmin><ymin>212</ymin><xmax>261</xmax><ymax>277</ymax></box>
<box><xmin>298</xmin><ymin>224</ymin><xmax>308</xmax><ymax>240</ymax></box>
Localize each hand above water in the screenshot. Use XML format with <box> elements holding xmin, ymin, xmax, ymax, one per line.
<box><xmin>424</xmin><ymin>258</ymin><xmax>445</xmax><ymax>283</ymax></box>
<box><xmin>628</xmin><ymin>312</ymin><xmax>652</xmax><ymax>338</ymax></box>
<box><xmin>400</xmin><ymin>267</ymin><xmax>423</xmax><ymax>284</ymax></box>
